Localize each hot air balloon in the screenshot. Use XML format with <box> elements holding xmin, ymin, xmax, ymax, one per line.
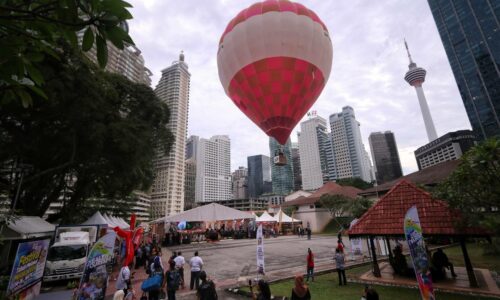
<box><xmin>217</xmin><ymin>0</ymin><xmax>333</xmax><ymax>148</ymax></box>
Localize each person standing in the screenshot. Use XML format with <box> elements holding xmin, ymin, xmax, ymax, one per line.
<box><xmin>306</xmin><ymin>248</ymin><xmax>314</xmax><ymax>282</ymax></box>
<box><xmin>147</xmin><ymin>261</ymin><xmax>165</xmax><ymax>300</ymax></box>
<box><xmin>165</xmin><ymin>261</ymin><xmax>181</xmax><ymax>300</ymax></box>
<box><xmin>306</xmin><ymin>228</ymin><xmax>311</xmax><ymax>240</ymax></box>
<box><xmin>335</xmin><ymin>248</ymin><xmax>347</xmax><ymax>286</ymax></box>
<box><xmin>291</xmin><ymin>275</ymin><xmax>311</xmax><ymax>300</ymax></box>
<box><xmin>250</xmin><ymin>279</ymin><xmax>271</xmax><ymax>300</ymax></box>
<box><xmin>173</xmin><ymin>251</ymin><xmax>186</xmax><ymax>289</ymax></box>
<box><xmin>115</xmin><ymin>262</ymin><xmax>132</xmax><ymax>295</ymax></box>
<box><xmin>189</xmin><ymin>251</ymin><xmax>204</xmax><ymax>290</ymax></box>
<box><xmin>197</xmin><ymin>271</ymin><xmax>218</xmax><ymax>300</ymax></box>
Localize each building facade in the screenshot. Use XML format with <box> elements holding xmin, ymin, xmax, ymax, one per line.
<box><xmin>414</xmin><ymin>130</ymin><xmax>476</xmax><ymax>170</ymax></box>
<box><xmin>186</xmin><ymin>135</ymin><xmax>199</xmax><ymax>160</ymax></box>
<box><xmin>428</xmin><ymin>0</ymin><xmax>500</xmax><ymax>140</ymax></box>
<box><xmin>298</xmin><ymin>116</ymin><xmax>334</xmax><ymax>190</ymax></box>
<box><xmin>195</xmin><ymin>135</ymin><xmax>232</xmax><ymax>203</ymax></box>
<box><xmin>132</xmin><ymin>191</ymin><xmax>152</xmax><ymax>222</ymax></box>
<box><xmin>247</xmin><ymin>155</ymin><xmax>272</xmax><ymax>198</ymax></box>
<box><xmin>329</xmin><ymin>106</ymin><xmax>373</xmax><ymax>183</ymax></box>
<box><xmin>151</xmin><ymin>53</ymin><xmax>190</xmax><ymax>218</ymax></box>
<box><xmin>291</xmin><ymin>143</ymin><xmax>302</xmax><ymax>191</ymax></box>
<box><xmin>269</xmin><ymin>138</ymin><xmax>294</xmax><ymax>195</ymax></box>
<box><xmin>232</xmin><ymin>167</ymin><xmax>248</xmax><ymax>200</ymax></box>
<box><xmin>184</xmin><ymin>158</ymin><xmax>196</xmax><ymax>210</ymax></box>
<box><xmin>369</xmin><ymin>131</ymin><xmax>403</xmax><ymax>183</ymax></box>
<box><xmin>201</xmin><ymin>198</ymin><xmax>268</xmax><ymax>211</ymax></box>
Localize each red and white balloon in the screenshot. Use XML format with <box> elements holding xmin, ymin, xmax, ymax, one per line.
<box><xmin>217</xmin><ymin>0</ymin><xmax>333</xmax><ymax>145</ymax></box>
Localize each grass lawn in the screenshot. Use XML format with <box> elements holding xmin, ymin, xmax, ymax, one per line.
<box><xmin>253</xmin><ymin>271</ymin><xmax>497</xmax><ymax>300</ymax></box>
<box><xmin>444</xmin><ymin>243</ymin><xmax>500</xmax><ymax>273</ymax></box>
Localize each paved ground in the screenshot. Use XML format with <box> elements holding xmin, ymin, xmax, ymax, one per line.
<box><xmin>40</xmin><ymin>235</ymin><xmax>364</xmax><ymax>299</ymax></box>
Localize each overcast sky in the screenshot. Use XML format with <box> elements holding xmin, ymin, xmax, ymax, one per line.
<box><xmin>127</xmin><ymin>0</ymin><xmax>471</xmax><ymax>175</ymax></box>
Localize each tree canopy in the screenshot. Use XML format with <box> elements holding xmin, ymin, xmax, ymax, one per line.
<box><xmin>1</xmin><ymin>0</ymin><xmax>135</xmax><ymax>106</ymax></box>
<box><xmin>0</xmin><ymin>48</ymin><xmax>172</xmax><ymax>223</ymax></box>
<box><xmin>336</xmin><ymin>177</ymin><xmax>373</xmax><ymax>190</ymax></box>
<box><xmin>434</xmin><ymin>138</ymin><xmax>500</xmax><ymax>239</ymax></box>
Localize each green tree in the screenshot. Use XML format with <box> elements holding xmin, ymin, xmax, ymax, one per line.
<box><xmin>336</xmin><ymin>177</ymin><xmax>374</xmax><ymax>190</ymax></box>
<box><xmin>0</xmin><ymin>48</ymin><xmax>173</xmax><ymax>223</ymax></box>
<box><xmin>434</xmin><ymin>138</ymin><xmax>500</xmax><ymax>251</ymax></box>
<box><xmin>348</xmin><ymin>197</ymin><xmax>373</xmax><ymax>218</ymax></box>
<box><xmin>0</xmin><ymin>0</ymin><xmax>134</xmax><ymax>106</ymax></box>
<box><xmin>318</xmin><ymin>194</ymin><xmax>352</xmax><ymax>229</ymax></box>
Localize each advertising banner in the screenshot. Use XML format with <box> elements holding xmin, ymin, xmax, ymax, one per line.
<box><xmin>7</xmin><ymin>239</ymin><xmax>50</xmax><ymax>297</ymax></box>
<box><xmin>350</xmin><ymin>238</ymin><xmax>363</xmax><ymax>255</ymax></box>
<box><xmin>256</xmin><ymin>224</ymin><xmax>265</xmax><ymax>274</ymax></box>
<box><xmin>76</xmin><ymin>231</ymin><xmax>116</xmax><ymax>300</ymax></box>
<box><xmin>404</xmin><ymin>205</ymin><xmax>435</xmax><ymax>300</ymax></box>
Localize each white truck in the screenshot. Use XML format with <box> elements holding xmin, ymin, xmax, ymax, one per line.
<box><xmin>43</xmin><ymin>231</ymin><xmax>90</xmax><ymax>282</ymax></box>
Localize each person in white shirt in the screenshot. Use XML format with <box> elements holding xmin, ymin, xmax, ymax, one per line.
<box><xmin>189</xmin><ymin>251</ymin><xmax>204</xmax><ymax>290</ymax></box>
<box><xmin>115</xmin><ymin>262</ymin><xmax>132</xmax><ymax>294</ymax></box>
<box><xmin>174</xmin><ymin>251</ymin><xmax>186</xmax><ymax>289</ymax></box>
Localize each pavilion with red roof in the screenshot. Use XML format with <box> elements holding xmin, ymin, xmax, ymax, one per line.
<box><xmin>348</xmin><ymin>180</ymin><xmax>488</xmax><ymax>287</ymax></box>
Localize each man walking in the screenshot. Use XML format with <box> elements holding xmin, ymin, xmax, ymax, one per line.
<box><xmin>306</xmin><ymin>248</ymin><xmax>314</xmax><ymax>282</ymax></box>
<box><xmin>189</xmin><ymin>251</ymin><xmax>204</xmax><ymax>290</ymax></box>
<box><xmin>174</xmin><ymin>251</ymin><xmax>186</xmax><ymax>289</ymax></box>
<box><xmin>115</xmin><ymin>262</ymin><xmax>132</xmax><ymax>295</ymax></box>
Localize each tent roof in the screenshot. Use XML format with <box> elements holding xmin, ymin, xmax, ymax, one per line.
<box><xmin>274</xmin><ymin>209</ymin><xmax>301</xmax><ymax>223</ymax></box>
<box><xmin>81</xmin><ymin>211</ymin><xmax>108</xmax><ymax>226</ymax></box>
<box><xmin>256</xmin><ymin>211</ymin><xmax>277</xmax><ymax>222</ymax></box>
<box><xmin>2</xmin><ymin>216</ymin><xmax>55</xmax><ymax>240</ymax></box>
<box><xmin>160</xmin><ymin>203</ymin><xmax>255</xmax><ymax>223</ymax></box>
<box><xmin>348</xmin><ymin>180</ymin><xmax>488</xmax><ymax>237</ymax></box>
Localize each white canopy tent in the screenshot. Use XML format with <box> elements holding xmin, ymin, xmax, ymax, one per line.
<box><xmin>1</xmin><ymin>216</ymin><xmax>55</xmax><ymax>240</ymax></box>
<box><xmin>157</xmin><ymin>203</ymin><xmax>255</xmax><ymax>223</ymax></box>
<box><xmin>274</xmin><ymin>209</ymin><xmax>302</xmax><ymax>223</ymax></box>
<box><xmin>256</xmin><ymin>211</ymin><xmax>277</xmax><ymax>223</ymax></box>
<box><xmin>81</xmin><ymin>211</ymin><xmax>108</xmax><ymax>226</ymax></box>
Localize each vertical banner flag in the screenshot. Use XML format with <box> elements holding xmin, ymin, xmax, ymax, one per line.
<box><xmin>7</xmin><ymin>239</ymin><xmax>50</xmax><ymax>298</ymax></box>
<box><xmin>404</xmin><ymin>205</ymin><xmax>435</xmax><ymax>300</ymax></box>
<box><xmin>76</xmin><ymin>231</ymin><xmax>116</xmax><ymax>300</ymax></box>
<box><xmin>256</xmin><ymin>224</ymin><xmax>265</xmax><ymax>274</ymax></box>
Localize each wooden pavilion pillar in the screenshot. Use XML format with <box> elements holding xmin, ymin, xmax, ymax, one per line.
<box><xmin>385</xmin><ymin>237</ymin><xmax>393</xmax><ymax>261</ymax></box>
<box><xmin>460</xmin><ymin>237</ymin><xmax>478</xmax><ymax>287</ymax></box>
<box><xmin>369</xmin><ymin>235</ymin><xmax>381</xmax><ymax>277</ymax></box>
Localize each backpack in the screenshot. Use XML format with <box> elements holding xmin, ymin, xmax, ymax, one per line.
<box><xmin>198</xmin><ymin>280</ymin><xmax>218</xmax><ymax>300</ymax></box>
<box><xmin>167</xmin><ymin>270</ymin><xmax>181</xmax><ymax>290</ymax></box>
<box><xmin>141</xmin><ymin>274</ymin><xmax>162</xmax><ymax>292</ymax></box>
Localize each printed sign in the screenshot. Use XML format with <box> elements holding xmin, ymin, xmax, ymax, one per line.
<box><xmin>256</xmin><ymin>224</ymin><xmax>265</xmax><ymax>274</ymax></box>
<box><xmin>76</xmin><ymin>231</ymin><xmax>116</xmax><ymax>300</ymax></box>
<box><xmin>404</xmin><ymin>205</ymin><xmax>435</xmax><ymax>300</ymax></box>
<box><xmin>7</xmin><ymin>239</ymin><xmax>50</xmax><ymax>297</ymax></box>
<box><xmin>350</xmin><ymin>238</ymin><xmax>363</xmax><ymax>255</ymax></box>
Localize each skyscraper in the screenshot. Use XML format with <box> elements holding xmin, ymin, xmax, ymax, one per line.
<box><xmin>185</xmin><ymin>135</ymin><xmax>199</xmax><ymax>160</ymax></box>
<box><xmin>291</xmin><ymin>143</ymin><xmax>302</xmax><ymax>191</ymax></box>
<box><xmin>247</xmin><ymin>155</ymin><xmax>272</xmax><ymax>198</ymax></box>
<box><xmin>298</xmin><ymin>115</ymin><xmax>335</xmax><ymax>190</ymax></box>
<box><xmin>184</xmin><ymin>158</ymin><xmax>196</xmax><ymax>210</ymax></box>
<box><xmin>195</xmin><ymin>135</ymin><xmax>231</xmax><ymax>203</ymax></box>
<box><xmin>369</xmin><ymin>131</ymin><xmax>403</xmax><ymax>183</ymax></box>
<box><xmin>269</xmin><ymin>138</ymin><xmax>294</xmax><ymax>195</ymax></box>
<box><xmin>428</xmin><ymin>0</ymin><xmax>500</xmax><ymax>140</ymax></box>
<box><xmin>404</xmin><ymin>40</ymin><xmax>438</xmax><ymax>142</ymax></box>
<box><xmin>329</xmin><ymin>106</ymin><xmax>373</xmax><ymax>183</ymax></box>
<box><xmin>232</xmin><ymin>167</ymin><xmax>248</xmax><ymax>200</ymax></box>
<box><xmin>151</xmin><ymin>52</ymin><xmax>190</xmax><ymax>218</ymax></box>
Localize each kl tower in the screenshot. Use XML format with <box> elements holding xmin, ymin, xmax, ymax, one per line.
<box><xmin>404</xmin><ymin>39</ymin><xmax>438</xmax><ymax>142</ymax></box>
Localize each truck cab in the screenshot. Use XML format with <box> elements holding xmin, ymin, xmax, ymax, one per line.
<box><xmin>43</xmin><ymin>231</ymin><xmax>90</xmax><ymax>282</ymax></box>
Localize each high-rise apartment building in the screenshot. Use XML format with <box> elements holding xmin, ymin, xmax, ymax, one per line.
<box><xmin>151</xmin><ymin>53</ymin><xmax>190</xmax><ymax>218</ymax></box>
<box><xmin>329</xmin><ymin>106</ymin><xmax>373</xmax><ymax>183</ymax></box>
<box><xmin>428</xmin><ymin>0</ymin><xmax>500</xmax><ymax>140</ymax></box>
<box><xmin>184</xmin><ymin>158</ymin><xmax>196</xmax><ymax>210</ymax></box>
<box><xmin>414</xmin><ymin>130</ymin><xmax>476</xmax><ymax>170</ymax></box>
<box><xmin>291</xmin><ymin>143</ymin><xmax>302</xmax><ymax>191</ymax></box>
<box><xmin>195</xmin><ymin>135</ymin><xmax>231</xmax><ymax>203</ymax></box>
<box><xmin>298</xmin><ymin>115</ymin><xmax>335</xmax><ymax>191</ymax></box>
<box><xmin>232</xmin><ymin>167</ymin><xmax>248</xmax><ymax>200</ymax></box>
<box><xmin>247</xmin><ymin>155</ymin><xmax>272</xmax><ymax>198</ymax></box>
<box><xmin>79</xmin><ymin>24</ymin><xmax>152</xmax><ymax>86</ymax></box>
<box><xmin>269</xmin><ymin>138</ymin><xmax>294</xmax><ymax>195</ymax></box>
<box><xmin>369</xmin><ymin>131</ymin><xmax>403</xmax><ymax>183</ymax></box>
<box><xmin>186</xmin><ymin>135</ymin><xmax>199</xmax><ymax>160</ymax></box>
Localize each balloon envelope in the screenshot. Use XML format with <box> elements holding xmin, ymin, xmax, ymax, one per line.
<box><xmin>217</xmin><ymin>0</ymin><xmax>333</xmax><ymax>145</ymax></box>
